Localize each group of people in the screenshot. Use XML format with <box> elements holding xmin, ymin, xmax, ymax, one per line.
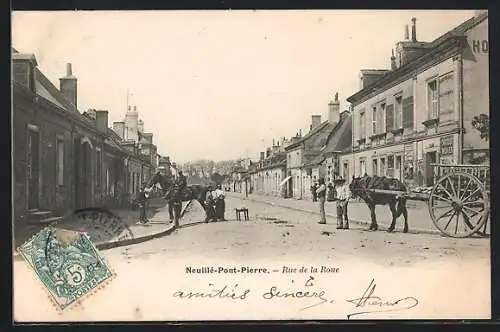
<box><xmin>315</xmin><ymin>177</ymin><xmax>351</xmax><ymax>230</ymax></box>
<box><xmin>204</xmin><ymin>184</ymin><xmax>226</xmax><ymax>223</ymax></box>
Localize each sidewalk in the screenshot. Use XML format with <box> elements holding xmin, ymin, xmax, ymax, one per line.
<box><xmin>227</xmin><ymin>192</ymin><xmax>490</xmax><ymax>236</ymax></box>
<box><xmin>13</xmin><ymin>200</ymin><xmax>191</xmax><ymax>257</ymax></box>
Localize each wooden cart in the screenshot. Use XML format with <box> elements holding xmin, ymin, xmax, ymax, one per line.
<box><xmin>428</xmin><ymin>164</ymin><xmax>490</xmax><ymax>238</ymax></box>
<box><xmin>365</xmin><ymin>163</ymin><xmax>490</xmax><ymax>238</ymax></box>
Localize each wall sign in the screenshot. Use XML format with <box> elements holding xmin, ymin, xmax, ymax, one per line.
<box><xmin>472</xmin><ymin>40</ymin><xmax>489</xmax><ymax>53</ymax></box>
<box><xmin>440</xmin><ymin>135</ymin><xmax>454</xmax><ymax>155</ymax></box>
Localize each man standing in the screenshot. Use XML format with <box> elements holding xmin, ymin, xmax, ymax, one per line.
<box><xmin>334</xmin><ymin>177</ymin><xmax>351</xmax><ymax>229</ymax></box>
<box><xmin>137</xmin><ymin>184</ymin><xmax>150</xmax><ymax>224</ymax></box>
<box><xmin>204</xmin><ymin>185</ymin><xmax>216</xmax><ymax>223</ymax></box>
<box><xmin>212</xmin><ymin>184</ymin><xmax>227</xmax><ymax>221</ymax></box>
<box><xmin>166</xmin><ymin>183</ymin><xmax>183</xmax><ymax>229</ymax></box>
<box><xmin>316</xmin><ymin>178</ymin><xmax>327</xmax><ymax>224</ymax></box>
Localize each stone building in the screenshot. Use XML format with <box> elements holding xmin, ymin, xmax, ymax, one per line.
<box><xmin>248</xmin><ymin>143</ymin><xmax>287</xmax><ymax>197</ymax></box>
<box><xmin>13</xmin><ymin>51</ymin><xmax>128</xmax><ymax>223</ymax></box>
<box><xmin>343</xmin><ymin>12</ymin><xmax>489</xmax><ymax>188</ymax></box>
<box><xmin>283</xmin><ymin>94</ymin><xmax>342</xmax><ymax>199</ymax></box>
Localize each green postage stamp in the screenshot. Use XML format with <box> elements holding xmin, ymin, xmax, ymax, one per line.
<box><xmin>17</xmin><ymin>226</ymin><xmax>115</xmax><ymax>310</ymax></box>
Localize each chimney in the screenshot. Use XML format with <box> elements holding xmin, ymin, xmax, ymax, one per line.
<box><xmin>95</xmin><ymin>110</ymin><xmax>109</xmax><ymax>133</ymax></box>
<box><xmin>328</xmin><ymin>92</ymin><xmax>340</xmax><ymax>124</ymax></box>
<box><xmin>311</xmin><ymin>115</ymin><xmax>322</xmax><ymax>129</ymax></box>
<box><xmin>59</xmin><ymin>63</ymin><xmax>77</xmax><ymax>108</ymax></box>
<box><xmin>411</xmin><ymin>17</ymin><xmax>417</xmax><ymax>42</ymax></box>
<box><xmin>113</xmin><ymin>121</ymin><xmax>125</xmax><ymax>139</ymax></box>
<box><xmin>13</xmin><ymin>53</ymin><xmax>38</xmax><ymax>92</ymax></box>
<box><xmin>260</xmin><ymin>152</ymin><xmax>265</xmax><ymax>161</ymax></box>
<box><xmin>404</xmin><ymin>24</ymin><xmax>409</xmax><ymax>40</ymax></box>
<box><xmin>390</xmin><ymin>49</ymin><xmax>397</xmax><ymax>70</ymax></box>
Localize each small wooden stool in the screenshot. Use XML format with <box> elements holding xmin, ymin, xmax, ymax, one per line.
<box><xmin>235</xmin><ymin>208</ymin><xmax>249</xmax><ymax>221</ymax></box>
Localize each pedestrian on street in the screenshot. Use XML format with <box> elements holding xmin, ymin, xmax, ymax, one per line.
<box><xmin>311</xmin><ymin>183</ymin><xmax>318</xmax><ymax>202</ymax></box>
<box><xmin>166</xmin><ymin>183</ymin><xmax>183</xmax><ymax>228</ymax></box>
<box><xmin>137</xmin><ymin>184</ymin><xmax>150</xmax><ymax>224</ymax></box>
<box><xmin>316</xmin><ymin>178</ymin><xmax>327</xmax><ymax>224</ymax></box>
<box><xmin>204</xmin><ymin>185</ymin><xmax>216</xmax><ymax>223</ymax></box>
<box><xmin>334</xmin><ymin>177</ymin><xmax>351</xmax><ymax>229</ymax></box>
<box><xmin>212</xmin><ymin>184</ymin><xmax>227</xmax><ymax>221</ymax></box>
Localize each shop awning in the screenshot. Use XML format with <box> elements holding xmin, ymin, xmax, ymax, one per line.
<box><xmin>280</xmin><ymin>176</ymin><xmax>292</xmax><ymax>186</ymax></box>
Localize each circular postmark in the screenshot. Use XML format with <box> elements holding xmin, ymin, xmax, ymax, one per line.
<box><xmin>56</xmin><ymin>207</ymin><xmax>134</xmax><ymax>245</ymax></box>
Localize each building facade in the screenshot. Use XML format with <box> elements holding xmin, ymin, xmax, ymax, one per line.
<box><xmin>344</xmin><ymin>12</ymin><xmax>489</xmax><ymax>188</ymax></box>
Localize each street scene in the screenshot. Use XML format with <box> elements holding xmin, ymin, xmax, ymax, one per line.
<box><xmin>12</xmin><ymin>10</ymin><xmax>490</xmax><ymax>321</ymax></box>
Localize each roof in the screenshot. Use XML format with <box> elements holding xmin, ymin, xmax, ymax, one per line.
<box><xmin>347</xmin><ymin>12</ymin><xmax>487</xmax><ymax>103</ymax></box>
<box><xmin>285</xmin><ymin>120</ymin><xmax>336</xmax><ymax>151</ymax></box>
<box><xmin>323</xmin><ymin>114</ymin><xmax>353</xmax><ymax>154</ymax></box>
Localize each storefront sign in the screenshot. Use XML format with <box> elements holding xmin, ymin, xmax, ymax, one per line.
<box><xmin>440</xmin><ymin>135</ymin><xmax>454</xmax><ymax>155</ymax></box>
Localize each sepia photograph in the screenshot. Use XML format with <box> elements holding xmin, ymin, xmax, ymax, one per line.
<box><xmin>12</xmin><ymin>9</ymin><xmax>490</xmax><ymax>321</ymax></box>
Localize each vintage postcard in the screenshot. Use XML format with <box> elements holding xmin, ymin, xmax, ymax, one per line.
<box><xmin>12</xmin><ymin>9</ymin><xmax>490</xmax><ymax>321</ymax></box>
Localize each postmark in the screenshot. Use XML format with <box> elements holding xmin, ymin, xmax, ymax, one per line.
<box><xmin>17</xmin><ymin>226</ymin><xmax>115</xmax><ymax>310</ymax></box>
<box><xmin>57</xmin><ymin>207</ymin><xmax>134</xmax><ymax>245</ymax></box>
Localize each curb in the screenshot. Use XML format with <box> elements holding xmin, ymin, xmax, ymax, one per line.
<box><xmin>96</xmin><ymin>200</ymin><xmax>194</xmax><ymax>251</ymax></box>
<box><xmin>231</xmin><ymin>194</ymin><xmax>443</xmax><ymax>236</ymax></box>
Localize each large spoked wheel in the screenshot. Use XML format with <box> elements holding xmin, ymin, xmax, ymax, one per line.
<box><xmin>429</xmin><ymin>172</ymin><xmax>489</xmax><ymax>238</ymax></box>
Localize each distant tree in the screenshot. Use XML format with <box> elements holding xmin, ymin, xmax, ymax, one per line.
<box><xmin>471</xmin><ymin>114</ymin><xmax>490</xmax><ymax>141</ymax></box>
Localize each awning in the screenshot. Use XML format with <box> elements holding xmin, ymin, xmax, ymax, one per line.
<box><xmin>280</xmin><ymin>176</ymin><xmax>292</xmax><ymax>186</ymax></box>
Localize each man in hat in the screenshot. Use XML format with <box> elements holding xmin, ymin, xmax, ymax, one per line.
<box><xmin>316</xmin><ymin>177</ymin><xmax>327</xmax><ymax>224</ymax></box>
<box><xmin>334</xmin><ymin>177</ymin><xmax>351</xmax><ymax>229</ymax></box>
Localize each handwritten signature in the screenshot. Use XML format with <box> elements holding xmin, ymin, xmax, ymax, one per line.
<box><xmin>345</xmin><ymin>278</ymin><xmax>419</xmax><ymax>319</ymax></box>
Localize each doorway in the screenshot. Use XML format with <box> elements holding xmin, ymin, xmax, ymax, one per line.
<box><xmin>27</xmin><ymin>128</ymin><xmax>40</xmax><ymax>210</ymax></box>
<box><xmin>80</xmin><ymin>141</ymin><xmax>93</xmax><ymax>208</ymax></box>
<box><xmin>425</xmin><ymin>151</ymin><xmax>437</xmax><ymax>186</ymax></box>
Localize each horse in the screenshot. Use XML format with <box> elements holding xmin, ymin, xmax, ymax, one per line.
<box><xmin>145</xmin><ymin>171</ymin><xmax>210</xmax><ymax>211</ymax></box>
<box><xmin>349</xmin><ymin>174</ymin><xmax>409</xmax><ymax>233</ymax></box>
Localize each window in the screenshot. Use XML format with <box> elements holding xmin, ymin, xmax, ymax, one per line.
<box><xmin>427</xmin><ymin>80</ymin><xmax>439</xmax><ymax>119</ymax></box>
<box><xmin>379</xmin><ymin>103</ymin><xmax>386</xmax><ymax>134</ymax></box>
<box><xmin>106</xmin><ymin>169</ymin><xmax>110</xmax><ymax>193</ymax></box>
<box><xmin>96</xmin><ymin>149</ymin><xmax>102</xmax><ymax>187</ymax></box>
<box><xmin>395</xmin><ymin>95</ymin><xmax>402</xmax><ymax>128</ymax></box>
<box><xmin>372</xmin><ymin>159</ymin><xmax>378</xmax><ymax>176</ymax></box>
<box><xmin>372</xmin><ymin>107</ymin><xmax>377</xmax><ymax>135</ymax></box>
<box><xmin>438</xmin><ymin>73</ymin><xmax>455</xmax><ymax>122</ymax></box>
<box><xmin>380</xmin><ymin>158</ymin><xmax>386</xmax><ymax>176</ymax></box>
<box><xmin>359</xmin><ymin>111</ymin><xmax>366</xmax><ymax>139</ymax></box>
<box><xmin>387</xmin><ymin>155</ymin><xmax>394</xmax><ymax>169</ymax></box>
<box><xmin>56</xmin><ymin>139</ymin><xmax>64</xmax><ymax>186</ymax></box>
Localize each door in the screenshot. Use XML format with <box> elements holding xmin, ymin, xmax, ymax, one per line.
<box><xmin>27</xmin><ymin>129</ymin><xmax>40</xmax><ymax>209</ymax></box>
<box><xmin>343</xmin><ymin>162</ymin><xmax>349</xmax><ymax>180</ymax></box>
<box><xmin>425</xmin><ymin>151</ymin><xmax>437</xmax><ymax>186</ymax></box>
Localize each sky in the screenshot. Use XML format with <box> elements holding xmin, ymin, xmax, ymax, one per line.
<box><xmin>12</xmin><ymin>10</ymin><xmax>477</xmax><ymax>163</ymax></box>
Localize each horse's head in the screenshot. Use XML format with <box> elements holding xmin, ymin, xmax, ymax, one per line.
<box><xmin>349</xmin><ymin>175</ymin><xmax>367</xmax><ymax>199</ymax></box>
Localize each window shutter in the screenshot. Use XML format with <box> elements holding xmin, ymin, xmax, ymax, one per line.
<box><xmin>386</xmin><ymin>104</ymin><xmax>394</xmax><ymax>131</ymax></box>
<box><xmin>402</xmin><ymin>96</ymin><xmax>414</xmax><ymax>128</ymax></box>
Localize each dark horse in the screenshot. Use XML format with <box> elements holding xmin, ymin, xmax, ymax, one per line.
<box><xmin>349</xmin><ymin>174</ymin><xmax>409</xmax><ymax>233</ymax></box>
<box><xmin>146</xmin><ymin>172</ymin><xmax>210</xmax><ymax>210</ymax></box>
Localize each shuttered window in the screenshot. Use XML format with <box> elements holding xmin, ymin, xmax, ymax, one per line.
<box><xmin>402</xmin><ymin>96</ymin><xmax>414</xmax><ymax>129</ymax></box>
<box><xmin>372</xmin><ymin>107</ymin><xmax>377</xmax><ymax>134</ymax></box>
<box><xmin>386</xmin><ymin>104</ymin><xmax>394</xmax><ymax>131</ymax></box>
<box><xmin>427</xmin><ymin>80</ymin><xmax>439</xmax><ymax>119</ymax></box>
<box><xmin>56</xmin><ymin>139</ymin><xmax>64</xmax><ymax>186</ymax></box>
<box><xmin>378</xmin><ymin>103</ymin><xmax>385</xmax><ymax>134</ymax></box>
<box><xmin>439</xmin><ymin>73</ymin><xmax>454</xmax><ymax>122</ymax></box>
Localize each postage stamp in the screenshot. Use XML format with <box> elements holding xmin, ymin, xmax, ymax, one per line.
<box><xmin>17</xmin><ymin>226</ymin><xmax>115</xmax><ymax>310</ymax></box>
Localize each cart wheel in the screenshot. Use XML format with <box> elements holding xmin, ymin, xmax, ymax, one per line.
<box><xmin>428</xmin><ymin>172</ymin><xmax>489</xmax><ymax>238</ymax></box>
